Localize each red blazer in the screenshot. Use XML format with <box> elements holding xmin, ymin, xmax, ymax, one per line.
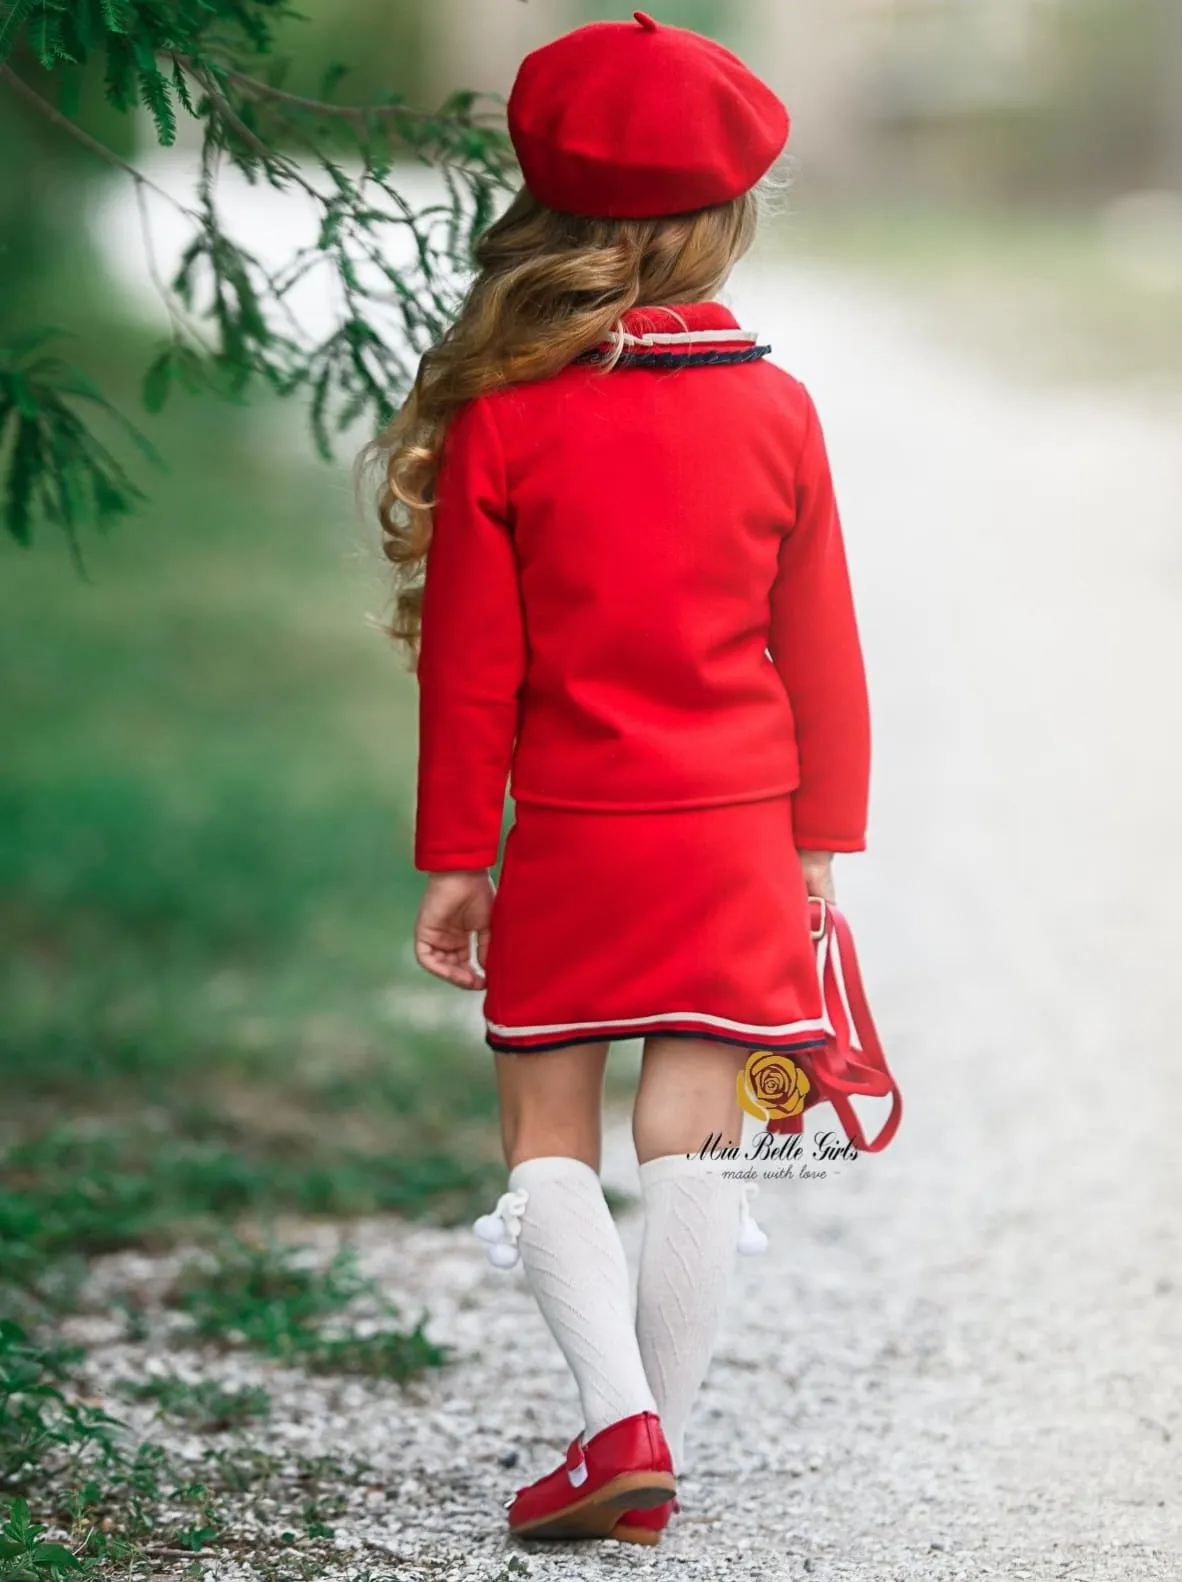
<box><xmin>414</xmin><ymin>301</ymin><xmax>870</xmax><ymax>871</ymax></box>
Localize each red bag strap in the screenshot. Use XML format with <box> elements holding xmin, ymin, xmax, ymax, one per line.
<box><xmin>806</xmin><ymin>898</ymin><xmax>903</xmax><ymax>1154</ymax></box>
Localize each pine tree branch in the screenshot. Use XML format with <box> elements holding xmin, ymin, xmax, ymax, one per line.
<box><xmin>167</xmin><ymin>55</ymin><xmax>498</xmax><ymax>129</ymax></box>
<box><xmin>132</xmin><ymin>180</ymin><xmax>216</xmax><ymax>357</ymax></box>
<box><xmin>184</xmin><ymin>62</ymin><xmax>324</xmax><ymax>201</ymax></box>
<box><xmin>2</xmin><ymin>11</ymin><xmax>511</xmax><ymax>551</ymax></box>
<box><xmin>0</xmin><ymin>65</ymin><xmax>197</xmax><ymax>219</ymax></box>
<box><xmin>0</xmin><ymin>0</ymin><xmax>37</xmax><ymax>67</ymax></box>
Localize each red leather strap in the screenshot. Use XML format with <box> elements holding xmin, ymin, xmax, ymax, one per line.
<box><xmin>801</xmin><ymin>900</ymin><xmax>903</xmax><ymax>1154</ymax></box>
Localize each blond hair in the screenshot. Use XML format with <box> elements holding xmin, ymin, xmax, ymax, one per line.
<box><xmin>361</xmin><ymin>186</ymin><xmax>761</xmax><ymax>662</ymax></box>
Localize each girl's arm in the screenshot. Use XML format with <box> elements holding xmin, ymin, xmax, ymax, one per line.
<box><xmin>769</xmin><ymin>388</ymin><xmax>871</xmax><ymax>854</ymax></box>
<box><xmin>414</xmin><ymin>397</ymin><xmax>526</xmax><ymax>873</ymax></box>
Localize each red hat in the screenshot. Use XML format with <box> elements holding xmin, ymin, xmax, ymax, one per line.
<box><xmin>507</xmin><ymin>11</ymin><xmax>789</xmax><ymax>220</ymax></box>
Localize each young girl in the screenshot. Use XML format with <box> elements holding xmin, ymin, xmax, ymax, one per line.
<box><xmin>372</xmin><ymin>11</ymin><xmax>870</xmax><ymax>1547</ymax></box>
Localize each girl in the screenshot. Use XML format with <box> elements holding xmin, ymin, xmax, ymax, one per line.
<box><xmin>371</xmin><ymin>11</ymin><xmax>870</xmax><ymax>1548</ymax></box>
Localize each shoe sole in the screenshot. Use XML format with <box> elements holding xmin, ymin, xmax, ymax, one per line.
<box><xmin>608</xmin><ymin>1520</ymin><xmax>663</xmax><ymax>1546</ymax></box>
<box><xmin>510</xmin><ymin>1470</ymin><xmax>676</xmax><ymax>1540</ymax></box>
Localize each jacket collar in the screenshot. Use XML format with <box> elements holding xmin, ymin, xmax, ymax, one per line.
<box><xmin>618</xmin><ymin>301</ymin><xmax>742</xmax><ymax>334</ymax></box>
<box><xmin>615</xmin><ymin>301</ymin><xmax>754</xmax><ymax>348</ymax></box>
<box><xmin>585</xmin><ymin>301</ymin><xmax>769</xmax><ymax>369</ymax></box>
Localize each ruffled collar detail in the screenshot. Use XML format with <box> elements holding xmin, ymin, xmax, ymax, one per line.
<box><xmin>582</xmin><ymin>301</ymin><xmax>770</xmax><ymax>369</ymax></box>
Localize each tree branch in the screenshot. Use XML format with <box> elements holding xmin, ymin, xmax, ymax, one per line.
<box><xmin>184</xmin><ymin>62</ymin><xmax>325</xmax><ymax>201</ymax></box>
<box><xmin>167</xmin><ymin>54</ymin><xmax>502</xmax><ymax>129</ymax></box>
<box><xmin>0</xmin><ymin>65</ymin><xmax>197</xmax><ymax>218</ymax></box>
<box><xmin>133</xmin><ymin>179</ymin><xmax>216</xmax><ymax>356</ymax></box>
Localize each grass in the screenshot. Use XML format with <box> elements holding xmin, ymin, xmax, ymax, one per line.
<box><xmin>169</xmin><ymin>1236</ymin><xmax>450</xmax><ymax>1380</ymax></box>
<box><xmin>1</xmin><ymin>1115</ymin><xmax>507</xmax><ymax>1328</ymax></box>
<box><xmin>115</xmin><ymin>1376</ymin><xmax>272</xmax><ymax>1432</ymax></box>
<box><xmin>0</xmin><ymin>327</ymin><xmax>506</xmax><ymax>1573</ymax></box>
<box><xmin>782</xmin><ymin>200</ymin><xmax>1182</xmax><ymax>388</ymax></box>
<box><xmin>0</xmin><ymin>329</ymin><xmax>507</xmax><ymax>1239</ymax></box>
<box><xmin>0</xmin><ymin>1322</ymin><xmax>121</xmax><ymax>1493</ymax></box>
<box><xmin>0</xmin><ymin>1500</ymin><xmax>89</xmax><ymax>1581</ymax></box>
<box><xmin>1</xmin><ymin>1312</ymin><xmax>427</xmax><ymax>1575</ymax></box>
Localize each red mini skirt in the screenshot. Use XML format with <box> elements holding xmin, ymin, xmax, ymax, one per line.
<box><xmin>482</xmin><ymin>795</ymin><xmax>828</xmax><ymax>1055</ymax></box>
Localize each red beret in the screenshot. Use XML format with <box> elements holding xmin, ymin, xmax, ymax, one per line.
<box><xmin>507</xmin><ymin>11</ymin><xmax>789</xmax><ymax>220</ymax></box>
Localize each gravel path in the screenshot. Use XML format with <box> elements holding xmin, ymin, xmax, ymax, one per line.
<box><xmin>75</xmin><ymin>261</ymin><xmax>1182</xmax><ymax>1580</ymax></box>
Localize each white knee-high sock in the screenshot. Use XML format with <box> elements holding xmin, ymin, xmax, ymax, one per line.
<box><xmin>635</xmin><ymin>1155</ymin><xmax>745</xmax><ymax>1475</ymax></box>
<box><xmin>507</xmin><ymin>1155</ymin><xmax>658</xmax><ymax>1441</ymax></box>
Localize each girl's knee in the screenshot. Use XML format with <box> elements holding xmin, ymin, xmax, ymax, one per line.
<box><xmin>499</xmin><ymin>1084</ymin><xmax>602</xmax><ymax>1171</ymax></box>
<box><xmin>633</xmin><ymin>1037</ymin><xmax>746</xmax><ymax>1163</ymax></box>
<box><xmin>495</xmin><ymin>1043</ymin><xmax>607</xmax><ymax>1172</ymax></box>
<box><xmin>501</xmin><ymin>1121</ymin><xmax>600</xmax><ymax>1174</ymax></box>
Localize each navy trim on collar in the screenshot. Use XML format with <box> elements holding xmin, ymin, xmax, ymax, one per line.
<box><xmin>576</xmin><ymin>344</ymin><xmax>772</xmax><ymax>371</ymax></box>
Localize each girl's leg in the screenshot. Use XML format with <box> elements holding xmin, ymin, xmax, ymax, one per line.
<box><xmin>632</xmin><ymin>1037</ymin><xmax>749</xmax><ymax>1475</ymax></box>
<box><xmin>494</xmin><ymin>1044</ymin><xmax>659</xmax><ymax>1440</ymax></box>
<box><xmin>631</xmin><ymin>1035</ymin><xmax>746</xmax><ymax>1162</ymax></box>
<box><xmin>495</xmin><ymin>1041</ymin><xmax>609</xmax><ymax>1172</ymax></box>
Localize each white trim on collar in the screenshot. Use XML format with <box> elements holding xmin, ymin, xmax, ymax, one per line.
<box><xmin>618</xmin><ymin>328</ymin><xmax>761</xmax><ymax>347</ymax></box>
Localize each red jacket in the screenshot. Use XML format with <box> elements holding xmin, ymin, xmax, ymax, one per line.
<box><xmin>414</xmin><ymin>301</ymin><xmax>870</xmax><ymax>871</ymax></box>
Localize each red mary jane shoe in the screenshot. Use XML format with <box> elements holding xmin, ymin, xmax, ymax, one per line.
<box><xmin>507</xmin><ymin>1411</ymin><xmax>676</xmax><ymax>1541</ymax></box>
<box><xmin>609</xmin><ymin>1497</ymin><xmax>679</xmax><ymax>1546</ymax></box>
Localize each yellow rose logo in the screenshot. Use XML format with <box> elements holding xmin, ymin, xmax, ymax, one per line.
<box><xmin>737</xmin><ymin>1050</ymin><xmax>811</xmax><ymax>1124</ymax></box>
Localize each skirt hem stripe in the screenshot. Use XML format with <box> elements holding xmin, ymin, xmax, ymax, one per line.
<box><xmin>486</xmin><ymin>1026</ymin><xmax>831</xmax><ymax>1056</ymax></box>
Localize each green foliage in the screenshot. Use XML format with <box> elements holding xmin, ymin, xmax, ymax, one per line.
<box><xmin>171</xmin><ymin>1238</ymin><xmax>371</xmax><ymax>1351</ymax></box>
<box><xmin>0</xmin><ymin>329</ymin><xmax>159</xmax><ymax>558</ymax></box>
<box><xmin>0</xmin><ymin>0</ymin><xmax>517</xmax><ymax>551</ymax></box>
<box><xmin>0</xmin><ymin>1500</ymin><xmax>81</xmax><ymax>1580</ymax></box>
<box><xmin>169</xmin><ymin>1237</ymin><xmax>451</xmax><ymax>1379</ymax></box>
<box><xmin>0</xmin><ymin>2</ymin><xmax>36</xmax><ymax>63</ymax></box>
<box><xmin>0</xmin><ymin>380</ymin><xmax>506</xmax><ymax>1344</ymax></box>
<box><xmin>0</xmin><ymin>333</ymin><xmax>493</xmax><ymax>1577</ymax></box>
<box><xmin>116</xmin><ymin>1374</ymin><xmax>271</xmax><ymax>1430</ymax></box>
<box><xmin>0</xmin><ymin>1321</ymin><xmax>120</xmax><ymax>1493</ymax></box>
<box><xmin>0</xmin><ymin>1306</ymin><xmax>440</xmax><ymax>1573</ymax></box>
<box><xmin>0</xmin><ymin>1121</ymin><xmax>506</xmax><ymax>1326</ymax></box>
<box><xmin>299</xmin><ymin>1319</ymin><xmax>448</xmax><ymax>1383</ymax></box>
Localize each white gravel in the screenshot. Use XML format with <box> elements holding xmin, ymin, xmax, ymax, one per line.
<box><xmin>73</xmin><ymin>261</ymin><xmax>1182</xmax><ymax>1580</ymax></box>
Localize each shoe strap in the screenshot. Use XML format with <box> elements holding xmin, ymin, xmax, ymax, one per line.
<box><xmin>565</xmin><ymin>1435</ymin><xmax>588</xmax><ymax>1487</ymax></box>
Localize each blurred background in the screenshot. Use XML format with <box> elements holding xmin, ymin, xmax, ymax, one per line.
<box><xmin>3</xmin><ymin>0</ymin><xmax>1181</xmax><ymax>1474</ymax></box>
<box><xmin>3</xmin><ymin>0</ymin><xmax>1181</xmax><ymax>1568</ymax></box>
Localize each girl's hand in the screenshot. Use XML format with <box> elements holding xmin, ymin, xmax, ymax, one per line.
<box><xmin>799</xmin><ymin>850</ymin><xmax>836</xmax><ymax>904</ymax></box>
<box><xmin>414</xmin><ymin>870</ymin><xmax>495</xmax><ymax>989</ymax></box>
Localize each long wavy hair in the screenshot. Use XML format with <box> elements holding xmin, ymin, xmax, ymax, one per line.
<box><xmin>361</xmin><ymin>184</ymin><xmax>762</xmax><ymax>663</ymax></box>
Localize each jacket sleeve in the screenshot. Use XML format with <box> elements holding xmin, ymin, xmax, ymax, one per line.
<box><xmin>769</xmin><ymin>386</ymin><xmax>871</xmax><ymax>853</ymax></box>
<box><xmin>414</xmin><ymin>397</ymin><xmax>526</xmax><ymax>872</ymax></box>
